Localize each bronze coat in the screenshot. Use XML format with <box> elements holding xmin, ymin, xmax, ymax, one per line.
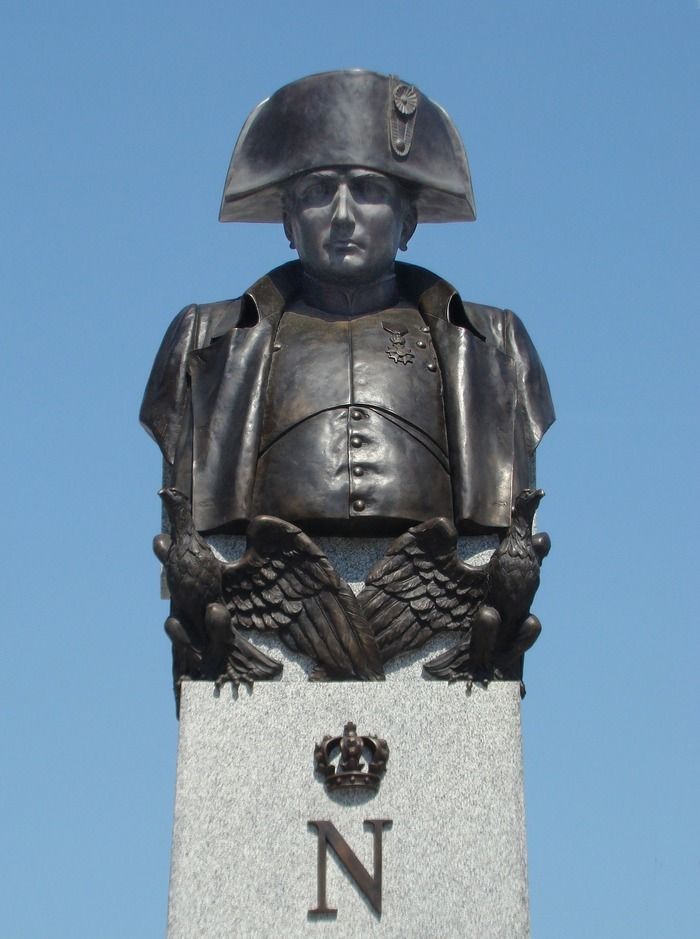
<box><xmin>140</xmin><ymin>261</ymin><xmax>554</xmax><ymax>534</ymax></box>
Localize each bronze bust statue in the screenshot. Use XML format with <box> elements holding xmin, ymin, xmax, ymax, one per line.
<box><xmin>142</xmin><ymin>70</ymin><xmax>556</xmax><ymax>696</ymax></box>
<box><xmin>141</xmin><ymin>70</ymin><xmax>554</xmax><ymax>539</ymax></box>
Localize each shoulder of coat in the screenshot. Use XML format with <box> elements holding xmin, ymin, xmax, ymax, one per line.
<box><xmin>460</xmin><ymin>300</ymin><xmax>510</xmax><ymax>349</ymax></box>
<box><xmin>195</xmin><ymin>298</ymin><xmax>243</xmax><ymax>337</ymax></box>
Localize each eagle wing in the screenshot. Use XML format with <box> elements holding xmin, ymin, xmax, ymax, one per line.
<box><xmin>221</xmin><ymin>516</ymin><xmax>383</xmax><ymax>681</ymax></box>
<box><xmin>359</xmin><ymin>517</ymin><xmax>489</xmax><ymax>663</ymax></box>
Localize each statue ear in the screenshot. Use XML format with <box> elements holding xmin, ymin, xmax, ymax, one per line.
<box><xmin>282</xmin><ymin>213</ymin><xmax>295</xmax><ymax>250</ymax></box>
<box><xmin>399</xmin><ymin>205</ymin><xmax>417</xmax><ymax>252</ymax></box>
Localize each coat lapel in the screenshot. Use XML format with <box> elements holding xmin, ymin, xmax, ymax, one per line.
<box><xmin>416</xmin><ymin>272</ymin><xmax>517</xmax><ymax>531</ymax></box>
<box><xmin>188</xmin><ymin>288</ymin><xmax>285</xmax><ymax>533</ymax></box>
<box><xmin>428</xmin><ymin>316</ymin><xmax>515</xmax><ymax>529</ymax></box>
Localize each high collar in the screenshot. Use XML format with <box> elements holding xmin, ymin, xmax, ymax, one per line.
<box><xmin>240</xmin><ymin>260</ymin><xmax>484</xmax><ymax>339</ymax></box>
<box><xmin>299</xmin><ymin>270</ymin><xmax>400</xmax><ymax>316</ymax></box>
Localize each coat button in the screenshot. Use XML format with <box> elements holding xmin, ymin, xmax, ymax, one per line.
<box><xmin>350</xmin><ymin>409</ymin><xmax>363</xmax><ymax>420</ymax></box>
<box><xmin>352</xmin><ymin>466</ymin><xmax>364</xmax><ymax>477</ymax></box>
<box><xmin>350</xmin><ymin>435</ymin><xmax>362</xmax><ymax>447</ymax></box>
<box><xmin>416</xmin><ymin>340</ymin><xmax>426</xmax><ymax>348</ymax></box>
<box><xmin>421</xmin><ymin>326</ymin><xmax>430</xmax><ymax>333</ymax></box>
<box><xmin>352</xmin><ymin>499</ymin><xmax>366</xmax><ymax>512</ymax></box>
<box><xmin>426</xmin><ymin>362</ymin><xmax>437</xmax><ymax>372</ymax></box>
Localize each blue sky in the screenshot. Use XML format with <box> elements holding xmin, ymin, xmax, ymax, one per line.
<box><xmin>2</xmin><ymin>1</ymin><xmax>698</xmax><ymax>936</ymax></box>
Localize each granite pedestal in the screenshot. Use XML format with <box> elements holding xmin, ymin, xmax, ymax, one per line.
<box><xmin>167</xmin><ymin>681</ymin><xmax>530</xmax><ymax>938</ymax></box>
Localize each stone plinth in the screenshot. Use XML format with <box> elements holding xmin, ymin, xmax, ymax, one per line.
<box><xmin>167</xmin><ymin>681</ymin><xmax>529</xmax><ymax>938</ymax></box>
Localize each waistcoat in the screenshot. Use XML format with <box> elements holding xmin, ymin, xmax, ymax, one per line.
<box><xmin>250</xmin><ymin>303</ymin><xmax>453</xmax><ymax>533</ymax></box>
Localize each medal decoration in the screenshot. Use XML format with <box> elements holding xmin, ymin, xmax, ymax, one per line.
<box><xmin>383</xmin><ymin>321</ymin><xmax>415</xmax><ymax>365</ymax></box>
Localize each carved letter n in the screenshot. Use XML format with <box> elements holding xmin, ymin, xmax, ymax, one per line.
<box><xmin>308</xmin><ymin>819</ymin><xmax>391</xmax><ymax>915</ymax></box>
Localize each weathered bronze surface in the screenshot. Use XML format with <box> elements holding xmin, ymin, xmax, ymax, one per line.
<box><xmin>141</xmin><ymin>70</ymin><xmax>554</xmax><ymax>538</ymax></box>
<box><xmin>423</xmin><ymin>489</ymin><xmax>550</xmax><ymax>689</ymax></box>
<box><xmin>314</xmin><ymin>722</ymin><xmax>389</xmax><ymax>792</ymax></box>
<box><xmin>308</xmin><ymin>819</ymin><xmax>391</xmax><ymax>916</ymax></box>
<box><xmin>156</xmin><ymin>490</ymin><xmax>384</xmax><ymax>709</ymax></box>
<box><xmin>249</xmin><ymin>303</ymin><xmax>453</xmax><ymax>530</ymax></box>
<box><xmin>155</xmin><ymin>488</ymin><xmax>282</xmax><ymax>711</ymax></box>
<box><xmin>156</xmin><ymin>486</ymin><xmax>548</xmax><ymax>702</ymax></box>
<box><xmin>221</xmin><ymin>515</ymin><xmax>383</xmax><ymax>681</ymax></box>
<box><xmin>142</xmin><ymin>70</ymin><xmax>555</xmax><ymax>693</ymax></box>
<box><xmin>364</xmin><ymin>489</ymin><xmax>551</xmax><ymax>693</ymax></box>
<box><xmin>219</xmin><ymin>70</ymin><xmax>475</xmax><ymax>223</ymax></box>
<box><xmin>142</xmin><ymin>260</ymin><xmax>553</xmax><ymax>536</ymax></box>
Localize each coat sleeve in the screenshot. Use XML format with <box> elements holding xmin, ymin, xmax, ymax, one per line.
<box><xmin>139</xmin><ymin>305</ymin><xmax>200</xmax><ymax>465</ymax></box>
<box><xmin>503</xmin><ymin>308</ymin><xmax>555</xmax><ymax>452</ymax></box>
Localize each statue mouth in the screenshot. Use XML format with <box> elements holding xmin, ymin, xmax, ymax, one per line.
<box><xmin>328</xmin><ymin>239</ymin><xmax>361</xmax><ymax>252</ymax></box>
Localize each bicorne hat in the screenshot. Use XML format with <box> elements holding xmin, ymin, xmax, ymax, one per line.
<box><xmin>219</xmin><ymin>69</ymin><xmax>475</xmax><ymax>224</ymax></box>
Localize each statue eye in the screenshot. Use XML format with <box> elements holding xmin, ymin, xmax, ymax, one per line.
<box><xmin>352</xmin><ymin>178</ymin><xmax>391</xmax><ymax>203</ymax></box>
<box><xmin>297</xmin><ymin>179</ymin><xmax>334</xmax><ymax>207</ymax></box>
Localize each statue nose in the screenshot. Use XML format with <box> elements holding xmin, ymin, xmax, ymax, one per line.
<box><xmin>332</xmin><ymin>183</ymin><xmax>355</xmax><ymax>229</ymax></box>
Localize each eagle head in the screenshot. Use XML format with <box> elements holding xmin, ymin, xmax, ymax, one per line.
<box><xmin>158</xmin><ymin>487</ymin><xmax>193</xmax><ymax>530</ymax></box>
<box><xmin>512</xmin><ymin>488</ymin><xmax>545</xmax><ymax>525</ymax></box>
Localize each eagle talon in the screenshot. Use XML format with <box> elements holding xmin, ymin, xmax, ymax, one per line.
<box><xmin>215</xmin><ymin>669</ymin><xmax>239</xmax><ymax>690</ymax></box>
<box><xmin>460</xmin><ymin>672</ymin><xmax>492</xmax><ymax>694</ymax></box>
<box><xmin>448</xmin><ymin>667</ymin><xmax>493</xmax><ymax>688</ymax></box>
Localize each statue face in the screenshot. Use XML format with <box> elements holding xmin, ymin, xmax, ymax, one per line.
<box><xmin>283</xmin><ymin>168</ymin><xmax>416</xmax><ymax>286</ymax></box>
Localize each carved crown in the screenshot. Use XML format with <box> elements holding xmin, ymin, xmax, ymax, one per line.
<box><xmin>314</xmin><ymin>722</ymin><xmax>389</xmax><ymax>792</ymax></box>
